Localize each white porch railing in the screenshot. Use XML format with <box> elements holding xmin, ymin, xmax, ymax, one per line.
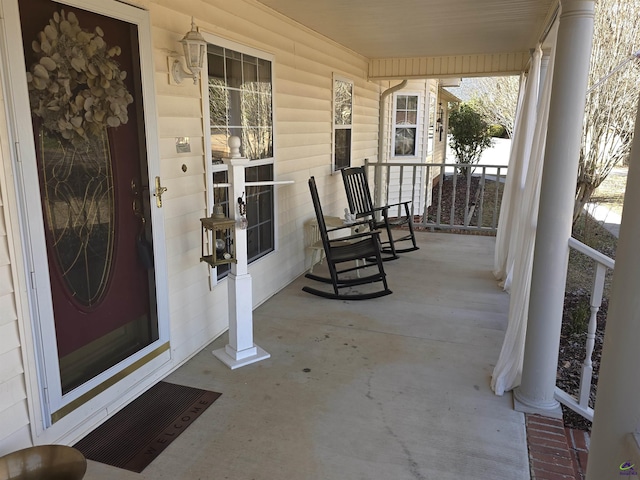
<box><xmin>364</xmin><ymin>160</ymin><xmax>508</xmax><ymax>233</ymax></box>
<box><xmin>554</xmin><ymin>237</ymin><xmax>615</xmax><ymax>422</ymax></box>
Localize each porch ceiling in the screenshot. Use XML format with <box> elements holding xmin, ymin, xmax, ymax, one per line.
<box><xmin>255</xmin><ymin>0</ymin><xmax>558</xmax><ymax>60</ymax></box>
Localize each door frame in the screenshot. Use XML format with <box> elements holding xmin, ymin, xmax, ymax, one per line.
<box><xmin>0</xmin><ymin>0</ymin><xmax>170</xmax><ymax>436</ymax></box>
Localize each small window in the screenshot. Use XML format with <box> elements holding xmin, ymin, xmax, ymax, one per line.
<box><xmin>393</xmin><ymin>94</ymin><xmax>419</xmax><ymax>157</ymax></box>
<box><xmin>333</xmin><ymin>76</ymin><xmax>353</xmax><ymax>170</ymax></box>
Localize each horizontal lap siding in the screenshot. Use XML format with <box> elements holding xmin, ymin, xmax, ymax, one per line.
<box><xmin>0</xmin><ymin>0</ymin><xmax>380</xmax><ymax>452</ymax></box>
<box><xmin>149</xmin><ymin>0</ymin><xmax>381</xmax><ymax>360</ymax></box>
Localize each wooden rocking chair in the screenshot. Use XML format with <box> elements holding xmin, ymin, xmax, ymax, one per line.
<box><xmin>302</xmin><ymin>177</ymin><xmax>392</xmax><ymax>300</ymax></box>
<box><xmin>341</xmin><ymin>166</ymin><xmax>419</xmax><ymax>260</ymax></box>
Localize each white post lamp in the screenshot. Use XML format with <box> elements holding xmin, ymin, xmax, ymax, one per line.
<box><xmin>212</xmin><ymin>136</ymin><xmax>270</xmax><ymax>369</ymax></box>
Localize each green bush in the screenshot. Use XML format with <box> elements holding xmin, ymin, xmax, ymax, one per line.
<box><xmin>448</xmin><ymin>103</ymin><xmax>493</xmax><ymax>176</ymax></box>
<box><xmin>489</xmin><ymin>124</ymin><xmax>507</xmax><ymax>138</ymax></box>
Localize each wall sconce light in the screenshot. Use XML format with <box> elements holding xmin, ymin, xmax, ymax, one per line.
<box><xmin>171</xmin><ymin>18</ymin><xmax>207</xmax><ymax>85</ymax></box>
<box><xmin>436</xmin><ymin>102</ymin><xmax>445</xmax><ymax>141</ymax></box>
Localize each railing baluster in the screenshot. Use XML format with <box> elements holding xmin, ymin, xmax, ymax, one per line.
<box><xmin>478</xmin><ymin>167</ymin><xmax>486</xmax><ymax>230</ymax></box>
<box><xmin>579</xmin><ymin>262</ymin><xmax>606</xmax><ymax>408</ymax></box>
<box><xmin>436</xmin><ymin>163</ymin><xmax>444</xmax><ymax>227</ymax></box>
<box><xmin>493</xmin><ymin>167</ymin><xmax>501</xmax><ymax>229</ymax></box>
<box><xmin>450</xmin><ymin>167</ymin><xmax>458</xmax><ymax>227</ymax></box>
<box><xmin>422</xmin><ymin>165</ymin><xmax>431</xmax><ymax>227</ymax></box>
<box><xmin>385</xmin><ymin>164</ymin><xmax>392</xmax><ymax>220</ymax></box>
<box><xmin>411</xmin><ymin>165</ymin><xmax>418</xmax><ymax>218</ymax></box>
<box><xmin>398</xmin><ymin>165</ymin><xmax>405</xmax><ymax>217</ymax></box>
<box><xmin>464</xmin><ymin>167</ymin><xmax>472</xmax><ymax>227</ymax></box>
<box><xmin>554</xmin><ymin>237</ymin><xmax>614</xmax><ymax>423</ymax></box>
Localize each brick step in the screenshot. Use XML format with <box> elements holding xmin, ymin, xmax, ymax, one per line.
<box><xmin>525</xmin><ymin>414</ymin><xmax>590</xmax><ymax>480</ymax></box>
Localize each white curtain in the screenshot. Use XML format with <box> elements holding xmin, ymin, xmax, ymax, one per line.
<box><xmin>493</xmin><ymin>48</ymin><xmax>542</xmax><ymax>290</ymax></box>
<box><xmin>491</xmin><ymin>39</ymin><xmax>557</xmax><ymax>396</ymax></box>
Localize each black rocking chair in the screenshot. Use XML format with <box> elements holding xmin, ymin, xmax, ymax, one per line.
<box><xmin>303</xmin><ymin>177</ymin><xmax>392</xmax><ymax>300</ymax></box>
<box><xmin>341</xmin><ymin>166</ymin><xmax>419</xmax><ymax>260</ymax></box>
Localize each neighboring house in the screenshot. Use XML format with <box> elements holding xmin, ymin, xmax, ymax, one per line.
<box><xmin>4</xmin><ymin>1</ymin><xmax>624</xmax><ymax>472</ymax></box>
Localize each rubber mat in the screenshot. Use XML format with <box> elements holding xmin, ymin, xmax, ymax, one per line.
<box><xmin>74</xmin><ymin>381</ymin><xmax>221</xmax><ymax>472</ymax></box>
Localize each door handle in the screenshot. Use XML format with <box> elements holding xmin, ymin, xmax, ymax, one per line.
<box><xmin>153</xmin><ymin>176</ymin><xmax>168</xmax><ymax>208</ymax></box>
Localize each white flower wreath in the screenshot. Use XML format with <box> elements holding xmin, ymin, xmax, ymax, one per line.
<box><xmin>26</xmin><ymin>10</ymin><xmax>133</xmax><ymax>144</ymax></box>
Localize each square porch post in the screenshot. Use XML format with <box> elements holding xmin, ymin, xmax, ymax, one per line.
<box><xmin>212</xmin><ymin>136</ymin><xmax>270</xmax><ymax>369</ymax></box>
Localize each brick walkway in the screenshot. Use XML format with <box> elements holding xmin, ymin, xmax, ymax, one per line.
<box><xmin>525</xmin><ymin>414</ymin><xmax>590</xmax><ymax>480</ymax></box>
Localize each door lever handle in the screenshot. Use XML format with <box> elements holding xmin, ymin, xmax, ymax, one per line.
<box><xmin>153</xmin><ymin>176</ymin><xmax>168</xmax><ymax>208</ymax></box>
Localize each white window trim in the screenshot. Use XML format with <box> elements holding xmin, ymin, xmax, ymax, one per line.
<box><xmin>200</xmin><ymin>33</ymin><xmax>278</xmax><ymax>284</ymax></box>
<box><xmin>332</xmin><ymin>73</ymin><xmax>353</xmax><ymax>172</ymax></box>
<box><xmin>426</xmin><ymin>89</ymin><xmax>438</xmax><ymax>158</ymax></box>
<box><xmin>201</xmin><ymin>31</ymin><xmax>277</xmax><ymax>205</ymax></box>
<box><xmin>391</xmin><ymin>91</ymin><xmax>422</xmax><ymax>159</ymax></box>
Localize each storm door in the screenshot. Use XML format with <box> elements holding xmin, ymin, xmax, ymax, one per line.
<box><xmin>13</xmin><ymin>0</ymin><xmax>168</xmax><ymax>422</ymax></box>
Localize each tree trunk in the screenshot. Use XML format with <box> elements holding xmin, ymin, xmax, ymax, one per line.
<box><xmin>573</xmin><ymin>182</ymin><xmax>596</xmax><ymax>225</ymax></box>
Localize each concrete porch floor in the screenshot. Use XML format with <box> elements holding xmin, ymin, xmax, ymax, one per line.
<box><xmin>84</xmin><ymin>232</ymin><xmax>530</xmax><ymax>480</ymax></box>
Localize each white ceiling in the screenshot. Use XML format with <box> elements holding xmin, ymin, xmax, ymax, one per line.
<box><xmin>256</xmin><ymin>0</ymin><xmax>558</xmax><ymax>59</ymax></box>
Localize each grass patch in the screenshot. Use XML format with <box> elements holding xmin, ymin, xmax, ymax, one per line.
<box><xmin>589</xmin><ymin>166</ymin><xmax>627</xmax><ymax>217</ymax></box>
<box><xmin>566</xmin><ymin>213</ymin><xmax>617</xmax><ymax>296</ymax></box>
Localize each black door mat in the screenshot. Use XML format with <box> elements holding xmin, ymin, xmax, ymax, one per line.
<box><xmin>74</xmin><ymin>381</ymin><xmax>221</xmax><ymax>473</ymax></box>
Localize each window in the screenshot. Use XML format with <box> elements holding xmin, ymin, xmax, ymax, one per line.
<box><xmin>427</xmin><ymin>93</ymin><xmax>437</xmax><ymax>156</ymax></box>
<box><xmin>333</xmin><ymin>76</ymin><xmax>353</xmax><ymax>170</ymax></box>
<box><xmin>207</xmin><ymin>42</ymin><xmax>274</xmax><ymax>277</ymax></box>
<box><xmin>393</xmin><ymin>94</ymin><xmax>419</xmax><ymax>157</ymax></box>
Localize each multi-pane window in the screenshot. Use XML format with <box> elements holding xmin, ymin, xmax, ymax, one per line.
<box><xmin>393</xmin><ymin>94</ymin><xmax>419</xmax><ymax>157</ymax></box>
<box><xmin>207</xmin><ymin>43</ymin><xmax>274</xmax><ymax>277</ymax></box>
<box><xmin>333</xmin><ymin>76</ymin><xmax>353</xmax><ymax>171</ymax></box>
<box><xmin>427</xmin><ymin>94</ymin><xmax>437</xmax><ymax>156</ymax></box>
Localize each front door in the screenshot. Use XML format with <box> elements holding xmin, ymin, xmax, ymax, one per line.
<box><xmin>12</xmin><ymin>0</ymin><xmax>168</xmax><ymax>418</ymax></box>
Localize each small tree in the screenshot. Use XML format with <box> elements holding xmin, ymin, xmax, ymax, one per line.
<box><xmin>448</xmin><ymin>103</ymin><xmax>493</xmax><ymax>176</ymax></box>
<box><xmin>573</xmin><ymin>0</ymin><xmax>640</xmax><ymax>224</ymax></box>
<box><xmin>469</xmin><ymin>76</ymin><xmax>521</xmax><ymax>139</ymax></box>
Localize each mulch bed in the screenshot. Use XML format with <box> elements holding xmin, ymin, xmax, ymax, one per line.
<box><xmin>424</xmin><ymin>174</ymin><xmax>504</xmax><ymax>233</ymax></box>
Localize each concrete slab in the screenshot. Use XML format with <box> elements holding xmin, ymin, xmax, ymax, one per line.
<box><xmin>584</xmin><ymin>202</ymin><xmax>621</xmax><ymax>238</ymax></box>
<box><xmin>83</xmin><ymin>232</ymin><xmax>529</xmax><ymax>480</ymax></box>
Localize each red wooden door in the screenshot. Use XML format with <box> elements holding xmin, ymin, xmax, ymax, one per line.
<box><xmin>19</xmin><ymin>0</ymin><xmax>159</xmax><ymax>393</ymax></box>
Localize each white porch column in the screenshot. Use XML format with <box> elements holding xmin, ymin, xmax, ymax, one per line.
<box><xmin>212</xmin><ymin>137</ymin><xmax>270</xmax><ymax>369</ymax></box>
<box><xmin>513</xmin><ymin>0</ymin><xmax>595</xmax><ymax>416</ymax></box>
<box><xmin>585</xmin><ymin>97</ymin><xmax>640</xmax><ymax>479</ymax></box>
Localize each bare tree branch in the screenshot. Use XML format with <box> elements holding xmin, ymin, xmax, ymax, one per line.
<box><xmin>574</xmin><ymin>0</ymin><xmax>640</xmax><ymax>223</ymax></box>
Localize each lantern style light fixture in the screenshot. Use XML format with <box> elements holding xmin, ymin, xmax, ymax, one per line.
<box><xmin>171</xmin><ymin>18</ymin><xmax>207</xmax><ymax>85</ymax></box>
<box><xmin>436</xmin><ymin>102</ymin><xmax>445</xmax><ymax>141</ymax></box>
<box><xmin>200</xmin><ymin>206</ymin><xmax>237</xmax><ymax>266</ymax></box>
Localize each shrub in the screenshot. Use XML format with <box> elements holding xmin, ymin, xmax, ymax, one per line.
<box><xmin>448</xmin><ymin>103</ymin><xmax>493</xmax><ymax>176</ymax></box>
<box><xmin>489</xmin><ymin>124</ymin><xmax>507</xmax><ymax>138</ymax></box>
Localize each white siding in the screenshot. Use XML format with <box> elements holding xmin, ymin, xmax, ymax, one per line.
<box><xmin>0</xmin><ymin>0</ymin><xmax>383</xmax><ymax>451</ymax></box>
<box><xmin>148</xmin><ymin>0</ymin><xmax>382</xmax><ymax>363</ymax></box>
